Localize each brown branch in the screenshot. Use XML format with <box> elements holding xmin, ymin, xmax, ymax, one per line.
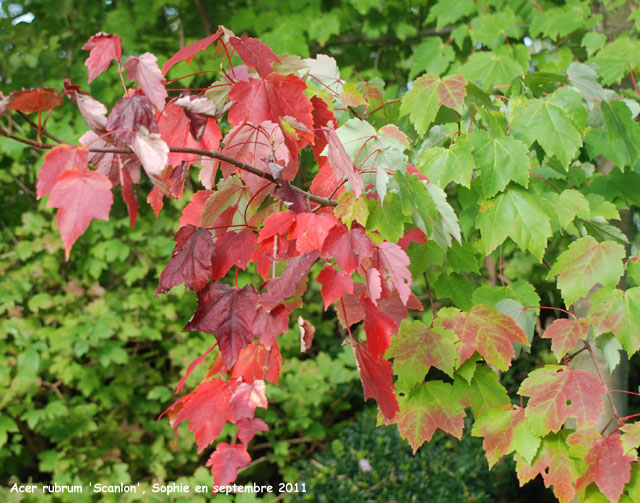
<box><xmin>17</xmin><ymin>111</ymin><xmax>71</xmax><ymax>145</ymax></box>
<box><xmin>191</xmin><ymin>0</ymin><xmax>213</xmax><ymax>35</ymax></box>
<box><xmin>0</xmin><ymin>130</ymin><xmax>338</xmax><ymax>207</ymax></box>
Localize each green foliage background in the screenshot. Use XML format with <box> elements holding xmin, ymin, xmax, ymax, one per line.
<box><xmin>2</xmin><ymin>0</ymin><xmax>640</xmax><ymax>502</ymax></box>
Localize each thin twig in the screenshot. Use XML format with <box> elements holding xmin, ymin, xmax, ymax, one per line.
<box><xmin>17</xmin><ymin>111</ymin><xmax>70</xmax><ymax>145</ymax></box>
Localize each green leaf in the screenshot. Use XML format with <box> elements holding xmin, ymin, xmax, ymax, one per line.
<box><xmin>461</xmin><ymin>50</ymin><xmax>523</xmax><ymax>89</ymax></box>
<box><xmin>368</xmin><ymin>193</ymin><xmax>411</xmax><ymax>242</ymax></box>
<box><xmin>530</xmin><ymin>2</ymin><xmax>590</xmax><ymax>40</ymax></box>
<box><xmin>394</xmin><ymin>171</ymin><xmax>437</xmax><ymax>235</ymax></box>
<box><xmin>433</xmin><ymin>272</ymin><xmax>475</xmax><ymax>310</ymax></box>
<box><xmin>602</xmin><ymin>100</ymin><xmax>640</xmax><ymax>168</ymax></box>
<box><xmin>400</xmin><ymin>74</ymin><xmax>466</xmax><ymax>136</ymax></box>
<box><xmin>582</xmin><ymin>32</ymin><xmax>607</xmax><ymax>58</ymax></box>
<box><xmin>468</xmin><ymin>365</ymin><xmax>510</xmax><ymax>416</ymax></box>
<box><xmin>386</xmin><ymin>319</ymin><xmax>458</xmax><ymax>392</ymax></box>
<box><xmin>556</xmin><ymin>189</ymin><xmax>591</xmax><ymax>228</ymax></box>
<box><xmin>592</xmin><ymin>36</ymin><xmax>640</xmax><ymax>86</ymax></box>
<box><xmin>408</xmin><ymin>38</ymin><xmax>454</xmax><ymax>80</ymax></box>
<box><xmin>472</xmin><ymin>281</ymin><xmax>540</xmax><ymax>310</ymax></box>
<box><xmin>567</xmin><ymin>62</ymin><xmax>613</xmax><ymax>104</ymax></box>
<box><xmin>510</xmin><ymin>87</ymin><xmax>588</xmax><ymax>167</ymax></box>
<box><xmin>426</xmin><ymin>183</ymin><xmax>461</xmax><ymax>249</ymax></box>
<box><xmin>476</xmin><ymin>187</ymin><xmax>552</xmax><ymax>259</ymax></box>
<box><xmin>470</xmin><ymin>9</ymin><xmax>520</xmax><ymax>49</ymax></box>
<box><xmin>548</xmin><ymin>236</ymin><xmax>625</xmax><ymax>307</ymax></box>
<box><xmin>468</xmin><ymin>130</ymin><xmax>530</xmax><ymax>197</ymax></box>
<box><xmin>589</xmin><ymin>287</ymin><xmax>640</xmax><ymax>356</ymax></box>
<box><xmin>333</xmin><ymin>118</ymin><xmax>407</xmax><ymax>200</ymax></box>
<box><xmin>418</xmin><ymin>139</ymin><xmax>475</xmax><ymax>188</ymax></box>
<box><xmin>447</xmin><ymin>241</ymin><xmax>480</xmax><ymax>274</ymax></box>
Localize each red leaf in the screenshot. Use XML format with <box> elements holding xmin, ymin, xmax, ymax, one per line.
<box><xmin>575</xmin><ymin>432</ymin><xmax>634</xmax><ymax>502</ymax></box>
<box><xmin>47</xmin><ymin>168</ymin><xmax>113</xmax><ymax>259</ymax></box>
<box><xmin>64</xmin><ymin>80</ymin><xmax>108</xmax><ymax>133</ymax></box>
<box><xmin>236</xmin><ymin>418</ymin><xmax>269</xmax><ymax>446</ymax></box>
<box><xmin>106</xmin><ymin>93</ymin><xmax>158</xmax><ymax>145</ymax></box>
<box><xmin>157</xmin><ymin>103</ymin><xmax>221</xmax><ymax>167</ymax></box>
<box><xmin>361</xmin><ymin>296</ymin><xmax>397</xmax><ymax>358</ymax></box>
<box><xmin>320</xmin><ymin>224</ymin><xmax>373</xmax><ymax>275</ymax></box>
<box><xmin>397</xmin><ymin>227</ymin><xmax>426</xmax><ymax>251</ymax></box>
<box><xmin>120</xmin><ymin>164</ymin><xmax>139</xmax><ymax>227</ymax></box>
<box><xmin>258</xmin><ymin>252</ymin><xmax>319</xmax><ymax>312</ymax></box>
<box><xmin>7</xmin><ymin>88</ymin><xmax>63</xmax><ymax>114</ymax></box>
<box><xmin>354</xmin><ymin>342</ymin><xmax>399</xmax><ymax>419</ymax></box>
<box><xmin>542</xmin><ymin>318</ymin><xmax>590</xmax><ymax>362</ymax></box>
<box><xmin>82</xmin><ymin>33</ymin><xmax>122</xmax><ymax>83</ymax></box>
<box><xmin>210</xmin><ymin>230</ymin><xmax>258</xmax><ymax>281</ymax></box>
<box><xmin>229</xmin><ymin>35</ymin><xmax>280</xmax><ymax>77</ymax></box>
<box><xmin>229</xmin><ymin>342</ymin><xmax>282</xmax><ymax>384</ymax></box>
<box><xmin>176</xmin><ymin>344</ymin><xmax>216</xmax><ymax>393</ymax></box>
<box><xmin>257</xmin><ymin>211</ymin><xmax>296</xmax><ymax>242</ymax></box>
<box><xmin>310</xmin><ymin>156</ymin><xmax>343</xmax><ymax>199</ymax></box>
<box><xmin>472</xmin><ymin>405</ymin><xmax>530</xmax><ymax>468</ymax></box>
<box><xmin>162</xmin><ymin>29</ymin><xmax>221</xmax><ymax>75</ymax></box>
<box><xmin>324</xmin><ymin>121</ymin><xmax>364</xmax><ymax>197</ymax></box>
<box><xmin>124</xmin><ymin>53</ymin><xmax>168</xmax><ymax>110</ymax></box>
<box><xmin>79</xmin><ymin>130</ymin><xmax>141</xmax><ymax>187</ymax></box>
<box><xmin>156</xmin><ymin>225</ymin><xmax>215</xmax><ymax>295</ymax></box>
<box><xmin>184</xmin><ymin>282</ymin><xmax>258</xmax><ymax>368</ymax></box>
<box><xmin>374</xmin><ymin>242</ymin><xmax>413</xmax><ymax>306</ymax></box>
<box><xmin>228</xmin><ymin>73</ymin><xmax>313</xmax><ymax>131</ymax></box>
<box><xmin>207</xmin><ymin>442</ymin><xmax>251</xmax><ymax>488</ymax></box>
<box><xmin>37</xmin><ymin>145</ymin><xmax>89</xmax><ymax>199</ymax></box>
<box><xmin>253</xmin><ymin>306</ymin><xmax>289</xmax><ymax>349</ymax></box>
<box><xmin>180</xmin><ymin>190</ymin><xmax>213</xmax><ymax>227</ymax></box>
<box><xmin>219</xmin><ymin>121</ymin><xmax>291</xmax><ymax>195</ymax></box>
<box><xmin>297</xmin><ymin>316</ymin><xmax>315</xmax><ymax>353</ymax></box>
<box><xmin>230</xmin><ymin>380</ymin><xmax>268</xmax><ymax>420</ymax></box>
<box><xmin>519</xmin><ymin>365</ymin><xmax>606</xmax><ymax>436</ymax></box>
<box><xmin>291</xmin><ymin>213</ymin><xmax>337</xmax><ymax>253</ymax></box>
<box><xmin>316</xmin><ymin>266</ymin><xmax>354</xmax><ymax>310</ymax></box>
<box><xmin>442</xmin><ymin>304</ymin><xmax>529</xmax><ymax>371</ymax></box>
<box><xmin>311</xmin><ymin>96</ymin><xmax>335</xmax><ymax>160</ymax></box>
<box><xmin>167</xmin><ymin>378</ymin><xmax>238</xmax><ymax>452</ymax></box>
<box><xmin>132</xmin><ymin>126</ymin><xmax>169</xmax><ymax>184</ymax></box>
<box><xmin>394</xmin><ymin>381</ymin><xmax>465</xmax><ymax>453</ymax></box>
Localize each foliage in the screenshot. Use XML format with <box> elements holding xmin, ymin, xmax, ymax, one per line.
<box><xmin>291</xmin><ymin>413</ymin><xmax>514</xmax><ymax>503</ymax></box>
<box><xmin>3</xmin><ymin>1</ymin><xmax>640</xmax><ymax>502</ymax></box>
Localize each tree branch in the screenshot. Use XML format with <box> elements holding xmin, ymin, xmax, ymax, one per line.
<box><xmin>0</xmin><ymin>129</ymin><xmax>338</xmax><ymax>207</ymax></box>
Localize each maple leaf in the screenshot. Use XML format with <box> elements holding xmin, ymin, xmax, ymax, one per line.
<box><xmin>64</xmin><ymin>80</ymin><xmax>108</xmax><ymax>133</ymax></box>
<box><xmin>6</xmin><ymin>88</ymin><xmax>63</xmax><ymax>114</ymax></box>
<box><xmin>542</xmin><ymin>318</ymin><xmax>590</xmax><ymax>362</ymax></box>
<box><xmin>184</xmin><ymin>283</ymin><xmax>258</xmax><ymax>368</ymax></box>
<box><xmin>132</xmin><ymin>126</ymin><xmax>169</xmax><ymax>185</ymax></box>
<box><xmin>291</xmin><ymin>213</ymin><xmax>337</xmax><ymax>253</ymax></box>
<box><xmin>230</xmin><ymin>380</ymin><xmax>268</xmax><ymax>420</ymax></box>
<box><xmin>374</xmin><ymin>242</ymin><xmax>413</xmax><ymax>305</ymax></box>
<box><xmin>361</xmin><ymin>296</ymin><xmax>397</xmax><ymax>358</ymax></box>
<box><xmin>354</xmin><ymin>342</ymin><xmax>399</xmax><ymax>419</ymax></box>
<box><xmin>324</xmin><ymin>121</ymin><xmax>364</xmax><ymax>197</ymax></box>
<box><xmin>210</xmin><ymin>230</ymin><xmax>257</xmax><ymax>281</ymax></box>
<box><xmin>572</xmin><ymin>431</ymin><xmax>635</xmax><ymax>503</ymax></box>
<box><xmin>258</xmin><ymin>252</ymin><xmax>319</xmax><ymax>312</ymax></box>
<box><xmin>320</xmin><ymin>224</ymin><xmax>373</xmax><ymax>275</ymax></box>
<box><xmin>311</xmin><ymin>96</ymin><xmax>335</xmax><ymax>160</ymax></box>
<box><xmin>166</xmin><ymin>378</ymin><xmax>238</xmax><ymax>452</ymax></box>
<box><xmin>441</xmin><ymin>304</ymin><xmax>529</xmax><ymax>371</ymax></box>
<box><xmin>519</xmin><ymin>365</ymin><xmax>606</xmax><ymax>436</ymax></box>
<box><xmin>218</xmin><ymin>121</ymin><xmax>290</xmax><ymax>195</ymax></box>
<box><xmin>124</xmin><ymin>53</ymin><xmax>168</xmax><ymax>110</ymax></box>
<box><xmin>236</xmin><ymin>418</ymin><xmax>269</xmax><ymax>446</ymax></box>
<box><xmin>82</xmin><ymin>33</ymin><xmax>122</xmax><ymax>83</ymax></box>
<box><xmin>316</xmin><ymin>266</ymin><xmax>354</xmax><ymax>310</ymax></box>
<box><xmin>400</xmin><ymin>73</ymin><xmax>467</xmax><ymax>136</ymax></box>
<box><xmin>298</xmin><ymin>316</ymin><xmax>315</xmax><ymax>351</ymax></box>
<box><xmin>472</xmin><ymin>404</ymin><xmax>540</xmax><ymax>468</ymax></box>
<box><xmin>176</xmin><ymin>344</ymin><xmax>216</xmax><ymax>393</ymax></box>
<box><xmin>157</xmin><ymin>103</ymin><xmax>222</xmax><ymax>167</ymax></box>
<box><xmin>228</xmin><ymin>73</ymin><xmax>313</xmax><ymax>131</ymax></box>
<box><xmin>258</xmin><ymin>211</ymin><xmax>296</xmax><ymax>242</ymax></box>
<box><xmin>418</xmin><ymin>138</ymin><xmax>475</xmax><ymax>188</ymax></box>
<box><xmin>386</xmin><ymin>319</ymin><xmax>458</xmax><ymax>392</ymax></box>
<box><xmin>106</xmin><ymin>93</ymin><xmax>158</xmax><ymax>145</ymax></box>
<box><xmin>394</xmin><ymin>380</ymin><xmax>465</xmax><ymax>454</ymax></box>
<box><xmin>549</xmin><ymin>236</ymin><xmax>625</xmax><ymax>307</ymax></box>
<box><xmin>162</xmin><ymin>29</ymin><xmax>221</xmax><ymax>75</ymax></box>
<box><xmin>156</xmin><ymin>225</ymin><xmax>214</xmax><ymax>295</ymax></box>
<box><xmin>253</xmin><ymin>305</ymin><xmax>290</xmax><ymax>348</ymax></box>
<box><xmin>47</xmin><ymin>168</ymin><xmax>113</xmax><ymax>259</ymax></box>
<box><xmin>229</xmin><ymin>342</ymin><xmax>282</xmax><ymax>384</ymax></box>
<box><xmin>36</xmin><ymin>145</ymin><xmax>89</xmax><ymax>199</ymax></box>
<box><xmin>230</xmin><ymin>34</ymin><xmax>280</xmax><ymax>77</ymax></box>
<box><xmin>120</xmin><ymin>165</ymin><xmax>139</xmax><ymax>228</ymax></box>
<box><xmin>207</xmin><ymin>442</ymin><xmax>251</xmax><ymax>488</ymax></box>
<box><xmin>588</xmin><ymin>287</ymin><xmax>640</xmax><ymax>356</ymax></box>
<box><xmin>179</xmin><ymin>190</ymin><xmax>213</xmax><ymax>227</ymax></box>
<box><xmin>515</xmin><ymin>433</ymin><xmax>579</xmax><ymax>503</ymax></box>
